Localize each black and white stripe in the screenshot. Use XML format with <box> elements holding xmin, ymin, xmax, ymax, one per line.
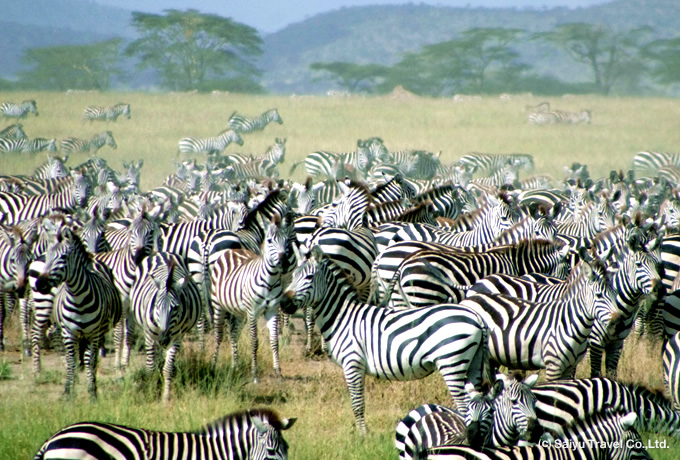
<box><xmin>82</xmin><ymin>103</ymin><xmax>131</xmax><ymax>122</ymax></box>
<box><xmin>0</xmin><ymin>123</ymin><xmax>27</xmax><ymax>140</ymax></box>
<box><xmin>1</xmin><ymin>100</ymin><xmax>38</xmax><ymax>119</ymax></box>
<box><xmin>0</xmin><ymin>226</ymin><xmax>33</xmax><ymax>352</ymax></box>
<box><xmin>228</xmin><ymin>108</ymin><xmax>283</xmax><ymax>133</ymax></box>
<box><xmin>34</xmin><ymin>408</ymin><xmax>296</xmax><ymax>460</ymax></box>
<box><xmin>61</xmin><ymin>131</ymin><xmax>117</xmax><ymax>154</ymax></box>
<box><xmin>178</xmin><ymin>129</ymin><xmax>244</xmax><ymax>155</ymax></box>
<box><xmin>284</xmin><ymin>247</ymin><xmax>489</xmax><ymax>435</ymax></box>
<box><xmin>0</xmin><ymin>137</ymin><xmax>57</xmax><ymax>153</ymax></box>
<box><xmin>528</xmin><ymin>109</ymin><xmax>591</xmax><ymax>125</ymax></box>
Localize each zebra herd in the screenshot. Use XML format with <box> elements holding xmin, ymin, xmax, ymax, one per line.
<box><xmin>1</xmin><ymin>100</ymin><xmax>680</xmax><ymax>458</ymax></box>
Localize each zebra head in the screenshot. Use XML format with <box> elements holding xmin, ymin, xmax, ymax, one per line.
<box><xmin>120</xmin><ymin>103</ymin><xmax>131</xmax><ymax>119</ymax></box>
<box><xmin>463</xmin><ymin>381</ymin><xmax>498</xmax><ymax>448</ymax></box>
<box><xmin>579</xmin><ymin>255</ymin><xmax>621</xmax><ymax>336</ymax></box>
<box><xmin>319</xmin><ymin>181</ymin><xmax>371</xmax><ymax>230</ymax></box>
<box><xmin>618</xmin><ymin>234</ymin><xmax>663</xmax><ymax>297</ymax></box>
<box><xmin>25</xmin><ymin>100</ymin><xmax>39</xmax><ymax>117</ymax></box>
<box><xmin>101</xmin><ymin>131</ymin><xmax>117</xmax><ymax>149</ymax></box>
<box><xmin>150</xmin><ymin>257</ymin><xmax>187</xmax><ymax>347</ymax></box>
<box><xmin>261</xmin><ymin>216</ymin><xmax>286</xmax><ymax>271</ymax></box>
<box><xmin>35</xmin><ymin>226</ymin><xmax>90</xmax><ymax>295</ymax></box>
<box><xmin>269</xmin><ymin>108</ymin><xmax>283</xmax><ymax>125</ymax></box>
<box><xmin>284</xmin><ymin>246</ymin><xmax>331</xmax><ymax>313</ymax></box>
<box><xmin>70</xmin><ymin>169</ymin><xmax>91</xmax><ymax>208</ymax></box>
<box><xmin>492</xmin><ymin>373</ymin><xmax>540</xmax><ymax>446</ymax></box>
<box><xmin>268</xmin><ymin>138</ymin><xmax>287</xmax><ymax>164</ymax></box>
<box><xmin>0</xmin><ymin>226</ymin><xmax>34</xmax><ymax>298</ymax></box>
<box><xmin>129</xmin><ymin>209</ymin><xmax>160</xmax><ymax>265</ymax></box>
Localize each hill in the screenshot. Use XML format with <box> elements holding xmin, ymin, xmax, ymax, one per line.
<box><xmin>259</xmin><ymin>0</ymin><xmax>680</xmax><ymax>93</ymax></box>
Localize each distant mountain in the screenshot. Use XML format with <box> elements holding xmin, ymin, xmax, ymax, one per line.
<box><xmin>259</xmin><ymin>0</ymin><xmax>680</xmax><ymax>93</ymax></box>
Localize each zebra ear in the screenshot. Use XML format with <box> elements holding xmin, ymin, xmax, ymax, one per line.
<box><xmin>620</xmin><ymin>412</ymin><xmax>637</xmax><ymax>430</ymax></box>
<box><xmin>310</xmin><ymin>245</ymin><xmax>325</xmax><ymax>262</ymax></box>
<box><xmin>252</xmin><ymin>416</ymin><xmax>269</xmax><ymax>435</ymax></box>
<box><xmin>281</xmin><ymin>417</ymin><xmax>297</xmax><ymax>430</ymax></box>
<box><xmin>523</xmin><ymin>373</ymin><xmax>539</xmax><ymax>388</ymax></box>
<box><xmin>491</xmin><ymin>379</ymin><xmax>504</xmax><ymax>397</ymax></box>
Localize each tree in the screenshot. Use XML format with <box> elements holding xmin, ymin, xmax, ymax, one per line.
<box><xmin>309</xmin><ymin>62</ymin><xmax>389</xmax><ymax>93</ymax></box>
<box><xmin>388</xmin><ymin>27</ymin><xmax>527</xmax><ymax>96</ymax></box>
<box><xmin>533</xmin><ymin>23</ymin><xmax>651</xmax><ymax>95</ymax></box>
<box><xmin>126</xmin><ymin>9</ymin><xmax>263</xmax><ymax>92</ymax></box>
<box><xmin>20</xmin><ymin>39</ymin><xmax>125</xmax><ymax>91</ymax></box>
<box><xmin>642</xmin><ymin>36</ymin><xmax>680</xmax><ymax>86</ymax></box>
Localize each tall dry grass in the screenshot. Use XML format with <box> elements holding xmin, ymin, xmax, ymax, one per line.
<box><xmin>1</xmin><ymin>91</ymin><xmax>680</xmax><ymax>459</ymax></box>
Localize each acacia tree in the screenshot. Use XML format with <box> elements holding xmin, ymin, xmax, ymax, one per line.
<box><xmin>309</xmin><ymin>62</ymin><xmax>389</xmax><ymax>93</ymax></box>
<box><xmin>20</xmin><ymin>39</ymin><xmax>125</xmax><ymax>90</ymax></box>
<box><xmin>643</xmin><ymin>36</ymin><xmax>680</xmax><ymax>87</ymax></box>
<box><xmin>533</xmin><ymin>23</ymin><xmax>651</xmax><ymax>95</ymax></box>
<box><xmin>126</xmin><ymin>9</ymin><xmax>263</xmax><ymax>92</ymax></box>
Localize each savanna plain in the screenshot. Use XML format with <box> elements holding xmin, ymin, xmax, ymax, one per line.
<box><xmin>1</xmin><ymin>91</ymin><xmax>680</xmax><ymax>459</ymax></box>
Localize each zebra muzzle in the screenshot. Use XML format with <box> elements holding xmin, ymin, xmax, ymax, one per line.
<box><xmin>35</xmin><ymin>276</ymin><xmax>52</xmax><ymax>295</ymax></box>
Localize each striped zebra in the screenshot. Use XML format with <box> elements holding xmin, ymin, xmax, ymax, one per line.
<box><xmin>0</xmin><ymin>137</ymin><xmax>57</xmax><ymax>153</ymax></box>
<box><xmin>1</xmin><ymin>100</ymin><xmax>38</xmax><ymax>119</ymax></box>
<box><xmin>228</xmin><ymin>108</ymin><xmax>283</xmax><ymax>133</ymax></box>
<box><xmin>82</xmin><ymin>103</ymin><xmax>131</xmax><ymax>122</ymax></box>
<box><xmin>34</xmin><ymin>408</ymin><xmax>296</xmax><ymax>460</ymax></box>
<box><xmin>226</xmin><ymin>158</ymin><xmax>279</xmax><ymax>180</ymax></box>
<box><xmin>61</xmin><ymin>131</ymin><xmax>117</xmax><ymax>155</ymax></box>
<box><xmin>284</xmin><ymin>246</ymin><xmax>489</xmax><ymax>435</ymax></box>
<box><xmin>663</xmin><ymin>331</ymin><xmax>680</xmax><ymax>410</ymax></box>
<box><xmin>633</xmin><ymin>150</ymin><xmax>680</xmax><ymax>174</ymax></box>
<box><xmin>178</xmin><ymin>129</ymin><xmax>244</xmax><ymax>155</ymax></box>
<box><xmin>458</xmin><ymin>152</ymin><xmax>534</xmax><ymax>175</ymax></box>
<box><xmin>380</xmin><ymin>239</ymin><xmax>568</xmax><ymax>308</ymax></box>
<box><xmin>0</xmin><ymin>171</ymin><xmax>90</xmax><ymax>225</ymax></box>
<box><xmin>0</xmin><ymin>123</ymin><xmax>27</xmax><ymax>140</ymax></box>
<box><xmin>424</xmin><ymin>411</ymin><xmax>649</xmax><ymax>460</ymax></box>
<box><xmin>0</xmin><ymin>226</ymin><xmax>33</xmax><ymax>352</ymax></box>
<box><xmin>131</xmin><ymin>252</ymin><xmax>202</xmax><ymax>402</ymax></box>
<box><xmin>33</xmin><ymin>226</ymin><xmax>122</xmax><ymax>398</ymax></box>
<box><xmin>528</xmin><ymin>109</ymin><xmax>591</xmax><ymax>125</ymax></box>
<box><xmin>33</xmin><ymin>155</ymin><xmax>70</xmax><ymax>180</ymax></box>
<box><xmin>532</xmin><ymin>377</ymin><xmax>680</xmax><ymax>438</ymax></box>
<box><xmin>223</xmin><ymin>137</ymin><xmax>287</xmax><ymax>165</ymax></box>
<box><xmin>210</xmin><ymin>216</ymin><xmax>296</xmax><ymax>381</ymax></box>
<box><xmin>459</xmin><ymin>260</ymin><xmax>618</xmax><ymax>380</ymax></box>
<box><xmin>289</xmin><ymin>142</ymin><xmax>374</xmax><ymax>180</ymax></box>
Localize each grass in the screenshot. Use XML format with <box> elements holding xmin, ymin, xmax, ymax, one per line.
<box><xmin>1</xmin><ymin>90</ymin><xmax>680</xmax><ymax>459</ymax></box>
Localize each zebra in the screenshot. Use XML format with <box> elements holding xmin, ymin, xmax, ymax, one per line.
<box><xmin>0</xmin><ymin>226</ymin><xmax>34</xmax><ymax>352</ymax></box>
<box><xmin>528</xmin><ymin>109</ymin><xmax>591</xmax><ymax>125</ymax></box>
<box><xmin>33</xmin><ymin>226</ymin><xmax>122</xmax><ymax>398</ymax></box>
<box><xmin>395</xmin><ymin>374</ymin><xmax>541</xmax><ymax>459</ymax></box>
<box><xmin>61</xmin><ymin>131</ymin><xmax>117</xmax><ymax>155</ymax></box>
<box><xmin>82</xmin><ymin>103</ymin><xmax>131</xmax><ymax>122</ymax></box>
<box><xmin>380</xmin><ymin>239</ymin><xmax>569</xmax><ymax>309</ymax></box>
<box><xmin>226</xmin><ymin>158</ymin><xmax>279</xmax><ymax>180</ymax></box>
<box><xmin>0</xmin><ymin>123</ymin><xmax>27</xmax><ymax>140</ymax></box>
<box><xmin>1</xmin><ymin>100</ymin><xmax>38</xmax><ymax>119</ymax></box>
<box><xmin>633</xmin><ymin>150</ymin><xmax>680</xmax><ymax>175</ymax></box>
<box><xmin>424</xmin><ymin>411</ymin><xmax>649</xmax><ymax>460</ymax></box>
<box><xmin>459</xmin><ymin>259</ymin><xmax>619</xmax><ymax>380</ymax></box>
<box><xmin>223</xmin><ymin>137</ymin><xmax>287</xmax><ymax>165</ymax></box>
<box><xmin>33</xmin><ymin>408</ymin><xmax>296</xmax><ymax>460</ymax></box>
<box><xmin>0</xmin><ymin>171</ymin><xmax>90</xmax><ymax>225</ymax></box>
<box><xmin>210</xmin><ymin>216</ymin><xmax>296</xmax><ymax>381</ymax></box>
<box><xmin>289</xmin><ymin>142</ymin><xmax>374</xmax><ymax>181</ymax></box>
<box><xmin>533</xmin><ymin>377</ymin><xmax>680</xmax><ymax>439</ymax></box>
<box><xmin>228</xmin><ymin>108</ymin><xmax>283</xmax><ymax>133</ymax></box>
<box><xmin>458</xmin><ymin>152</ymin><xmax>534</xmax><ymax>176</ymax></box>
<box><xmin>284</xmin><ymin>246</ymin><xmax>489</xmax><ymax>435</ymax></box>
<box><xmin>178</xmin><ymin>129</ymin><xmax>244</xmax><ymax>155</ymax></box>
<box><xmin>0</xmin><ymin>137</ymin><xmax>57</xmax><ymax>153</ymax></box>
<box><xmin>131</xmin><ymin>252</ymin><xmax>202</xmax><ymax>402</ymax></box>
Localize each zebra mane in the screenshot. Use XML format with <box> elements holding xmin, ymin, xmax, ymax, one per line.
<box><xmin>196</xmin><ymin>408</ymin><xmax>287</xmax><ymax>434</ymax></box>
<box><xmin>241</xmin><ymin>188</ymin><xmax>286</xmax><ymax>230</ymax></box>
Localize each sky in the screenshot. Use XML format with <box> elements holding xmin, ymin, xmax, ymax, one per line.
<box><xmin>92</xmin><ymin>0</ymin><xmax>615</xmax><ymax>33</ymax></box>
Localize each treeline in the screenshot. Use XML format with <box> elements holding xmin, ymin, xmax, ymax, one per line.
<box><xmin>3</xmin><ymin>9</ymin><xmax>680</xmax><ymax>96</ymax></box>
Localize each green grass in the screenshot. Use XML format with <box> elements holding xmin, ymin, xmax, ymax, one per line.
<box><xmin>1</xmin><ymin>90</ymin><xmax>680</xmax><ymax>459</ymax></box>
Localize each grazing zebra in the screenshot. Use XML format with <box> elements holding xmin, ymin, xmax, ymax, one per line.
<box><xmin>228</xmin><ymin>108</ymin><xmax>283</xmax><ymax>133</ymax></box>
<box><xmin>284</xmin><ymin>246</ymin><xmax>489</xmax><ymax>434</ymax></box>
<box><xmin>0</xmin><ymin>137</ymin><xmax>57</xmax><ymax>153</ymax></box>
<box><xmin>532</xmin><ymin>377</ymin><xmax>680</xmax><ymax>438</ymax></box>
<box><xmin>0</xmin><ymin>171</ymin><xmax>90</xmax><ymax>225</ymax></box>
<box><xmin>0</xmin><ymin>123</ymin><xmax>27</xmax><ymax>139</ymax></box>
<box><xmin>0</xmin><ymin>226</ymin><xmax>33</xmax><ymax>352</ymax></box>
<box><xmin>178</xmin><ymin>129</ymin><xmax>244</xmax><ymax>155</ymax></box>
<box><xmin>34</xmin><ymin>408</ymin><xmax>296</xmax><ymax>460</ymax></box>
<box><xmin>424</xmin><ymin>412</ymin><xmax>649</xmax><ymax>460</ymax></box>
<box><xmin>131</xmin><ymin>253</ymin><xmax>202</xmax><ymax>402</ymax></box>
<box><xmin>210</xmin><ymin>216</ymin><xmax>296</xmax><ymax>381</ymax></box>
<box><xmin>459</xmin><ymin>260</ymin><xmax>619</xmax><ymax>380</ymax></box>
<box><xmin>61</xmin><ymin>131</ymin><xmax>117</xmax><ymax>155</ymax></box>
<box><xmin>1</xmin><ymin>100</ymin><xmax>38</xmax><ymax>119</ymax></box>
<box><xmin>33</xmin><ymin>226</ymin><xmax>122</xmax><ymax>398</ymax></box>
<box><xmin>82</xmin><ymin>103</ymin><xmax>131</xmax><ymax>122</ymax></box>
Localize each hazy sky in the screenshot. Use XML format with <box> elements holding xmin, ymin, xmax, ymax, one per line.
<box><xmin>92</xmin><ymin>0</ymin><xmax>615</xmax><ymax>33</ymax></box>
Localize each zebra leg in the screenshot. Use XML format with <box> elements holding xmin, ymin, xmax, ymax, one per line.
<box><xmin>162</xmin><ymin>341</ymin><xmax>180</xmax><ymax>403</ymax></box>
<box><xmin>589</xmin><ymin>344</ymin><xmax>605</xmax><ymax>378</ymax></box>
<box><xmin>30</xmin><ymin>301</ymin><xmax>52</xmax><ymax>375</ymax></box>
<box><xmin>304</xmin><ymin>304</ymin><xmax>315</xmax><ymax>356</ymax></box>
<box><xmin>84</xmin><ymin>336</ymin><xmax>101</xmax><ymax>400</ymax></box>
<box><xmin>145</xmin><ymin>335</ymin><xmax>157</xmax><ymax>374</ymax></box>
<box><xmin>61</xmin><ymin>333</ymin><xmax>78</xmax><ymax>398</ymax></box>
<box><xmin>211</xmin><ymin>308</ymin><xmax>227</xmax><ymax>368</ymax></box>
<box><xmin>265</xmin><ymin>307</ymin><xmax>281</xmax><ymax>378</ymax></box>
<box><xmin>604</xmin><ymin>339</ymin><xmax>625</xmax><ymax>378</ymax></box>
<box><xmin>0</xmin><ymin>293</ymin><xmax>4</xmax><ymax>352</ymax></box>
<box><xmin>20</xmin><ymin>297</ymin><xmax>32</xmax><ymax>357</ymax></box>
<box><xmin>343</xmin><ymin>363</ymin><xmax>368</xmax><ymax>435</ymax></box>
<box><xmin>228</xmin><ymin>314</ymin><xmax>243</xmax><ymax>371</ymax></box>
<box><xmin>248</xmin><ymin>312</ymin><xmax>260</xmax><ymax>383</ymax></box>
